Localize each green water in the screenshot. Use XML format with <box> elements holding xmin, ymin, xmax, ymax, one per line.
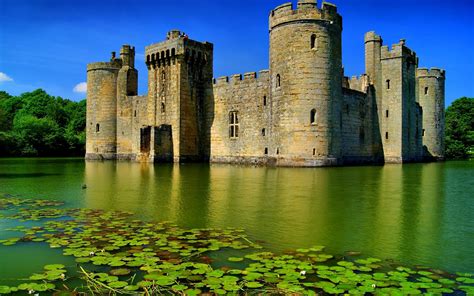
<box><xmin>0</xmin><ymin>158</ymin><xmax>473</xmax><ymax>282</ymax></box>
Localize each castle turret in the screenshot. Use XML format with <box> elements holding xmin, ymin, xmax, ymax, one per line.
<box><xmin>378</xmin><ymin>38</ymin><xmax>419</xmax><ymax>162</ymax></box>
<box><xmin>85</xmin><ymin>56</ymin><xmax>122</xmax><ymax>160</ymax></box>
<box><xmin>116</xmin><ymin>45</ymin><xmax>138</xmax><ymax>159</ymax></box>
<box><xmin>364</xmin><ymin>31</ymin><xmax>383</xmax><ymax>113</ymax></box>
<box><xmin>269</xmin><ymin>0</ymin><xmax>343</xmax><ymax>166</ymax></box>
<box><xmin>417</xmin><ymin>68</ymin><xmax>446</xmax><ymax>160</ymax></box>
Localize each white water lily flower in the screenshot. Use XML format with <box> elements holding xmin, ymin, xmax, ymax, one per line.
<box><xmin>60</xmin><ymin>273</ymin><xmax>66</xmax><ymax>280</ymax></box>
<box><xmin>28</xmin><ymin>290</ymin><xmax>34</xmax><ymax>295</ymax></box>
<box><xmin>372</xmin><ymin>284</ymin><xmax>376</xmax><ymax>288</ymax></box>
<box><xmin>89</xmin><ymin>251</ymin><xmax>95</xmax><ymax>256</ymax></box>
<box><xmin>300</xmin><ymin>270</ymin><xmax>306</xmax><ymax>275</ymax></box>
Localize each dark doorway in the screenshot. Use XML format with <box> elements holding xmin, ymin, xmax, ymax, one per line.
<box><xmin>140</xmin><ymin>126</ymin><xmax>151</xmax><ymax>153</ymax></box>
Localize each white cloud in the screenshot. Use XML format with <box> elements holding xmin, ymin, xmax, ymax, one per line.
<box><xmin>0</xmin><ymin>72</ymin><xmax>13</xmax><ymax>82</ymax></box>
<box><xmin>73</xmin><ymin>82</ymin><xmax>87</xmax><ymax>93</ymax></box>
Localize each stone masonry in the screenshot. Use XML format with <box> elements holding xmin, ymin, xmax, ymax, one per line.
<box><xmin>85</xmin><ymin>0</ymin><xmax>445</xmax><ymax>166</ymax></box>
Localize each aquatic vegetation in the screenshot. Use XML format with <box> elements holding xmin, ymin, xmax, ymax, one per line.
<box><xmin>0</xmin><ymin>194</ymin><xmax>473</xmax><ymax>295</ymax></box>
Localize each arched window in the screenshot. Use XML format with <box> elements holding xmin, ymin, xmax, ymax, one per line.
<box><xmin>96</xmin><ymin>124</ymin><xmax>100</xmax><ymax>133</ymax></box>
<box><xmin>264</xmin><ymin>148</ymin><xmax>268</xmax><ymax>155</ymax></box>
<box><xmin>424</xmin><ymin>87</ymin><xmax>429</xmax><ymax>95</ymax></box>
<box><xmin>276</xmin><ymin>148</ymin><xmax>279</xmax><ymax>155</ymax></box>
<box><xmin>134</xmin><ymin>110</ymin><xmax>137</xmax><ymax>117</ymax></box>
<box><xmin>311</xmin><ymin>34</ymin><xmax>317</xmax><ymax>49</ymax></box>
<box><xmin>386</xmin><ymin>110</ymin><xmax>389</xmax><ymax>118</ymax></box>
<box><xmin>313</xmin><ymin>148</ymin><xmax>316</xmax><ymax>156</ymax></box>
<box><xmin>310</xmin><ymin>109</ymin><xmax>317</xmax><ymax>124</ymax></box>
<box><xmin>386</xmin><ymin>79</ymin><xmax>391</xmax><ymax>90</ymax></box>
<box><xmin>262</xmin><ymin>128</ymin><xmax>266</xmax><ymax>136</ymax></box>
<box><xmin>385</xmin><ymin>132</ymin><xmax>389</xmax><ymax>140</ymax></box>
<box><xmin>276</xmin><ymin>74</ymin><xmax>281</xmax><ymax>88</ymax></box>
<box><xmin>263</xmin><ymin>96</ymin><xmax>267</xmax><ymax>106</ymax></box>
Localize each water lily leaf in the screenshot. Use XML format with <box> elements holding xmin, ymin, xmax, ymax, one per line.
<box><xmin>44</xmin><ymin>264</ymin><xmax>65</xmax><ymax>270</ymax></box>
<box><xmin>228</xmin><ymin>257</ymin><xmax>244</xmax><ymax>262</ymax></box>
<box><xmin>109</xmin><ymin>268</ymin><xmax>131</xmax><ymax>276</ymax></box>
<box><xmin>0</xmin><ymin>286</ymin><xmax>13</xmax><ymax>294</ymax></box>
<box><xmin>245</xmin><ymin>281</ymin><xmax>263</xmax><ymax>288</ymax></box>
<box><xmin>457</xmin><ymin>277</ymin><xmax>474</xmax><ymax>284</ymax></box>
<box><xmin>172</xmin><ymin>284</ymin><xmax>187</xmax><ymax>291</ymax></box>
<box><xmin>108</xmin><ymin>281</ymin><xmax>128</xmax><ymax>288</ymax></box>
<box><xmin>123</xmin><ymin>285</ymin><xmax>139</xmax><ymax>291</ymax></box>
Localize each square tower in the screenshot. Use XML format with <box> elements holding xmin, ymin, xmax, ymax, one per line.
<box><xmin>144</xmin><ymin>31</ymin><xmax>214</xmax><ymax>162</ymax></box>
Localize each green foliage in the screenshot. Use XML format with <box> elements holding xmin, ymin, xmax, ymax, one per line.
<box><xmin>0</xmin><ymin>89</ymin><xmax>85</xmax><ymax>156</ymax></box>
<box><xmin>445</xmin><ymin>97</ymin><xmax>474</xmax><ymax>159</ymax></box>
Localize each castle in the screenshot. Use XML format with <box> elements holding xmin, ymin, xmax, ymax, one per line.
<box><xmin>85</xmin><ymin>0</ymin><xmax>445</xmax><ymax>167</ymax></box>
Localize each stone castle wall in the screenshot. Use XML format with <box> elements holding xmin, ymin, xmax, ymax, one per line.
<box><xmin>85</xmin><ymin>0</ymin><xmax>445</xmax><ymax>167</ymax></box>
<box><xmin>210</xmin><ymin>71</ymin><xmax>271</xmax><ymax>165</ymax></box>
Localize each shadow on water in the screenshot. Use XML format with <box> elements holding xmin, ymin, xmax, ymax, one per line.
<box><xmin>0</xmin><ymin>173</ymin><xmax>60</xmax><ymax>179</ymax></box>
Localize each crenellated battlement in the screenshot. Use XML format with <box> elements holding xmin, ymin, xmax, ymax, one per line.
<box><xmin>364</xmin><ymin>31</ymin><xmax>382</xmax><ymax>44</ymax></box>
<box><xmin>269</xmin><ymin>0</ymin><xmax>341</xmax><ymax>31</ymax></box>
<box><xmin>342</xmin><ymin>74</ymin><xmax>369</xmax><ymax>93</ymax></box>
<box><xmin>87</xmin><ymin>60</ymin><xmax>122</xmax><ymax>72</ymax></box>
<box><xmin>213</xmin><ymin>70</ymin><xmax>270</xmax><ymax>86</ymax></box>
<box><xmin>145</xmin><ymin>31</ymin><xmax>213</xmax><ymax>69</ymax></box>
<box><xmin>381</xmin><ymin>39</ymin><xmax>417</xmax><ymax>61</ymax></box>
<box><xmin>416</xmin><ymin>67</ymin><xmax>446</xmax><ymax>79</ymax></box>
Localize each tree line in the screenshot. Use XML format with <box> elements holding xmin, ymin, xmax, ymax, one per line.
<box><xmin>445</xmin><ymin>97</ymin><xmax>473</xmax><ymax>159</ymax></box>
<box><xmin>0</xmin><ymin>89</ymin><xmax>472</xmax><ymax>159</ymax></box>
<box><xmin>0</xmin><ymin>89</ymin><xmax>85</xmax><ymax>156</ymax></box>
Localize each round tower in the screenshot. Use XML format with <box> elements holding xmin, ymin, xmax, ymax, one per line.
<box><xmin>416</xmin><ymin>68</ymin><xmax>446</xmax><ymax>160</ymax></box>
<box><xmin>269</xmin><ymin>0</ymin><xmax>343</xmax><ymax>166</ymax></box>
<box><xmin>85</xmin><ymin>58</ymin><xmax>121</xmax><ymax>160</ymax></box>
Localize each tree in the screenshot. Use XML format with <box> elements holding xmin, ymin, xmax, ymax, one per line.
<box><xmin>445</xmin><ymin>97</ymin><xmax>474</xmax><ymax>159</ymax></box>
<box><xmin>0</xmin><ymin>89</ymin><xmax>86</xmax><ymax>157</ymax></box>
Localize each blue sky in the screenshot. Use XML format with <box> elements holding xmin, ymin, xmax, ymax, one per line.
<box><xmin>0</xmin><ymin>0</ymin><xmax>473</xmax><ymax>107</ymax></box>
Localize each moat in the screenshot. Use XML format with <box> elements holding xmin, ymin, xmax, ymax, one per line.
<box><xmin>0</xmin><ymin>158</ymin><xmax>472</xmax><ymax>285</ymax></box>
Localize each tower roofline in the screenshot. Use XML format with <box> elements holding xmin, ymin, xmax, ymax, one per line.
<box><xmin>269</xmin><ymin>1</ymin><xmax>341</xmax><ymax>31</ymax></box>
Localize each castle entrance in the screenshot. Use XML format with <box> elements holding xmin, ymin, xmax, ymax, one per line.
<box><xmin>140</xmin><ymin>126</ymin><xmax>151</xmax><ymax>153</ymax></box>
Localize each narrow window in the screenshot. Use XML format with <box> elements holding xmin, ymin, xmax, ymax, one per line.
<box><xmin>276</xmin><ymin>148</ymin><xmax>279</xmax><ymax>155</ymax></box>
<box><xmin>312</xmin><ymin>148</ymin><xmax>316</xmax><ymax>156</ymax></box>
<box><xmin>346</xmin><ymin>104</ymin><xmax>350</xmax><ymax>115</ymax></box>
<box><xmin>263</xmin><ymin>96</ymin><xmax>267</xmax><ymax>106</ymax></box>
<box><xmin>276</xmin><ymin>74</ymin><xmax>281</xmax><ymax>88</ymax></box>
<box><xmin>96</xmin><ymin>124</ymin><xmax>100</xmax><ymax>132</ymax></box>
<box><xmin>424</xmin><ymin>87</ymin><xmax>429</xmax><ymax>95</ymax></box>
<box><xmin>161</xmin><ymin>103</ymin><xmax>165</xmax><ymax>113</ymax></box>
<box><xmin>229</xmin><ymin>111</ymin><xmax>239</xmax><ymax>138</ymax></box>
<box><xmin>422</xmin><ymin>129</ymin><xmax>425</xmax><ymax>137</ymax></box>
<box><xmin>264</xmin><ymin>148</ymin><xmax>268</xmax><ymax>155</ymax></box>
<box><xmin>385</xmin><ymin>132</ymin><xmax>389</xmax><ymax>140</ymax></box>
<box><xmin>311</xmin><ymin>34</ymin><xmax>317</xmax><ymax>49</ymax></box>
<box><xmin>261</xmin><ymin>128</ymin><xmax>266</xmax><ymax>136</ymax></box>
<box><xmin>310</xmin><ymin>109</ymin><xmax>317</xmax><ymax>124</ymax></box>
<box><xmin>386</xmin><ymin>110</ymin><xmax>389</xmax><ymax>118</ymax></box>
<box><xmin>359</xmin><ymin>127</ymin><xmax>365</xmax><ymax>143</ymax></box>
<box><xmin>134</xmin><ymin>110</ymin><xmax>137</xmax><ymax>117</ymax></box>
<box><xmin>386</xmin><ymin>79</ymin><xmax>391</xmax><ymax>90</ymax></box>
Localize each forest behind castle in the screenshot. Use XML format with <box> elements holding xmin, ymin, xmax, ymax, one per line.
<box><xmin>0</xmin><ymin>89</ymin><xmax>472</xmax><ymax>159</ymax></box>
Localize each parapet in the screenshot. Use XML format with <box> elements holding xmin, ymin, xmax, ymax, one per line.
<box><xmin>145</xmin><ymin>33</ymin><xmax>213</xmax><ymax>69</ymax></box>
<box><xmin>381</xmin><ymin>39</ymin><xmax>417</xmax><ymax>60</ymax></box>
<box><xmin>343</xmin><ymin>74</ymin><xmax>369</xmax><ymax>93</ymax></box>
<box><xmin>416</xmin><ymin>67</ymin><xmax>446</xmax><ymax>79</ymax></box>
<box><xmin>364</xmin><ymin>31</ymin><xmax>382</xmax><ymax>43</ymax></box>
<box><xmin>213</xmin><ymin>70</ymin><xmax>270</xmax><ymax>86</ymax></box>
<box><xmin>87</xmin><ymin>61</ymin><xmax>122</xmax><ymax>72</ymax></box>
<box><xmin>269</xmin><ymin>1</ymin><xmax>341</xmax><ymax>31</ymax></box>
